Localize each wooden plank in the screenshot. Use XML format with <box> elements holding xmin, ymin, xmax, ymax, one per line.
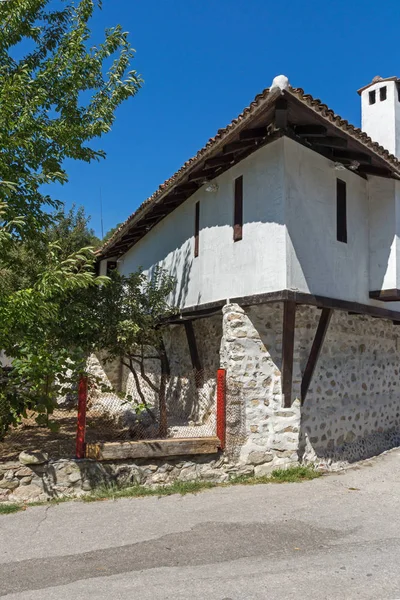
<box><xmin>275</xmin><ymin>98</ymin><xmax>288</xmax><ymax>129</ymax></box>
<box><xmin>184</xmin><ymin>321</ymin><xmax>202</xmax><ymax>372</ymax></box>
<box><xmin>194</xmin><ymin>201</ymin><xmax>200</xmax><ymax>258</ymax></box>
<box><xmin>239</xmin><ymin>127</ymin><xmax>268</xmax><ymax>140</ymax></box>
<box><xmin>294</xmin><ymin>124</ymin><xmax>327</xmax><ymax>137</ymax></box>
<box><xmin>307</xmin><ymin>136</ymin><xmax>348</xmax><ymax>148</ymax></box>
<box><xmin>205</xmin><ymin>155</ymin><xmax>235</xmax><ymax>168</ymax></box>
<box><xmin>188</xmin><ymin>168</ymin><xmax>217</xmax><ymax>181</ymax></box>
<box><xmin>301</xmin><ymin>308</ymin><xmax>333</xmax><ymax>405</ymax></box>
<box><xmin>357</xmin><ymin>165</ymin><xmax>393</xmax><ymax>178</ymax></box>
<box><xmin>336</xmin><ymin>178</ymin><xmax>347</xmax><ymax>243</ymax></box>
<box><xmin>332</xmin><ymin>149</ymin><xmax>372</xmax><ymax>164</ymax></box>
<box><xmin>223</xmin><ymin>140</ymin><xmax>256</xmax><ymax>154</ymax></box>
<box><xmin>369</xmin><ymin>288</ymin><xmax>400</xmax><ymax>301</ymax></box>
<box><xmin>233</xmin><ymin>175</ymin><xmax>243</xmax><ymax>242</ymax></box>
<box><xmin>86</xmin><ymin>437</ymin><xmax>221</xmax><ymax>461</ymax></box>
<box><xmin>282</xmin><ymin>301</ymin><xmax>296</xmax><ymax>408</ymax></box>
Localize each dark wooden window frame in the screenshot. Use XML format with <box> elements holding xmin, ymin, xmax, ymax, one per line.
<box><xmin>336</xmin><ymin>178</ymin><xmax>347</xmax><ymax>244</ymax></box>
<box><xmin>194</xmin><ymin>201</ymin><xmax>200</xmax><ymax>257</ymax></box>
<box><xmin>369</xmin><ymin>90</ymin><xmax>376</xmax><ymax>105</ymax></box>
<box><xmin>233</xmin><ymin>175</ymin><xmax>243</xmax><ymax>242</ymax></box>
<box><xmin>380</xmin><ymin>86</ymin><xmax>387</xmax><ymax>102</ymax></box>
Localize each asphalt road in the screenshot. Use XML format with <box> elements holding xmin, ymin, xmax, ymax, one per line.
<box><xmin>1</xmin><ymin>451</ymin><xmax>400</xmax><ymax>600</ymax></box>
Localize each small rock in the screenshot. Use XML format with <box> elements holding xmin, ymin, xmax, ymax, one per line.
<box><xmin>19</xmin><ymin>451</ymin><xmax>48</xmax><ymax>466</ymax></box>
<box><xmin>81</xmin><ymin>481</ymin><xmax>92</xmax><ymax>492</ymax></box>
<box><xmin>15</xmin><ymin>467</ymin><xmax>33</xmax><ymax>478</ymax></box>
<box><xmin>247</xmin><ymin>451</ymin><xmax>273</xmax><ymax>466</ymax></box>
<box><xmin>20</xmin><ymin>476</ymin><xmax>33</xmax><ymax>486</ymax></box>
<box><xmin>10</xmin><ymin>483</ymin><xmax>42</xmax><ymax>502</ymax></box>
<box><xmin>254</xmin><ymin>463</ymin><xmax>275</xmax><ymax>477</ymax></box>
<box><xmin>0</xmin><ymin>478</ymin><xmax>19</xmax><ymax>490</ymax></box>
<box><xmin>68</xmin><ymin>471</ymin><xmax>82</xmax><ymax>484</ymax></box>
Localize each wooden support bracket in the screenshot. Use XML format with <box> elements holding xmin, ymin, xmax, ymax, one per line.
<box><xmin>301</xmin><ymin>308</ymin><xmax>333</xmax><ymax>405</ymax></box>
<box><xmin>282</xmin><ymin>301</ymin><xmax>296</xmax><ymax>408</ymax></box>
<box><xmin>184</xmin><ymin>321</ymin><xmax>203</xmax><ymax>387</ymax></box>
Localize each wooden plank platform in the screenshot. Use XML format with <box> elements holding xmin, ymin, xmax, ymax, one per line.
<box><xmin>86</xmin><ymin>436</ymin><xmax>221</xmax><ymax>461</ymax></box>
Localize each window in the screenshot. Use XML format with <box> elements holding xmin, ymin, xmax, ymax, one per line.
<box><xmin>233</xmin><ymin>175</ymin><xmax>243</xmax><ymax>242</ymax></box>
<box><xmin>106</xmin><ymin>260</ymin><xmax>117</xmax><ymax>276</ymax></box>
<box><xmin>194</xmin><ymin>201</ymin><xmax>200</xmax><ymax>257</ymax></box>
<box><xmin>369</xmin><ymin>90</ymin><xmax>376</xmax><ymax>105</ymax></box>
<box><xmin>380</xmin><ymin>86</ymin><xmax>387</xmax><ymax>101</ymax></box>
<box><xmin>336</xmin><ymin>179</ymin><xmax>347</xmax><ymax>243</ymax></box>
<box><xmin>397</xmin><ymin>82</ymin><xmax>400</xmax><ymax>102</ymax></box>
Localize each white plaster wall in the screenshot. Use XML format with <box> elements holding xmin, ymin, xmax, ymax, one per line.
<box><xmin>284</xmin><ymin>138</ymin><xmax>369</xmax><ymax>302</ymax></box>
<box><xmin>118</xmin><ymin>139</ymin><xmax>286</xmax><ymax>309</ymax></box>
<box><xmin>369</xmin><ymin>177</ymin><xmax>397</xmax><ymax>291</ymax></box>
<box><xmin>361</xmin><ymin>80</ymin><xmax>399</xmax><ymax>157</ymax></box>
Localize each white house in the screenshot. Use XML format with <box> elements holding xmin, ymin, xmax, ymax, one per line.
<box><xmin>98</xmin><ymin>75</ymin><xmax>400</xmax><ymax>469</ymax></box>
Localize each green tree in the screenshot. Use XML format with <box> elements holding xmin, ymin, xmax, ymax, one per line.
<box><xmin>0</xmin><ymin>0</ymin><xmax>141</xmax><ymax>235</ymax></box>
<box><xmin>93</xmin><ymin>268</ymin><xmax>177</xmax><ymax>437</ymax></box>
<box><xmin>0</xmin><ymin>0</ymin><xmax>141</xmax><ymax>435</ymax></box>
<box><xmin>102</xmin><ymin>222</ymin><xmax>122</xmax><ymax>243</ymax></box>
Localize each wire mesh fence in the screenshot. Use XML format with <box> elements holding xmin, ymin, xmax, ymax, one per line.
<box><xmin>0</xmin><ymin>366</ymin><xmax>220</xmax><ymax>461</ymax></box>
<box><xmin>85</xmin><ymin>367</ymin><xmax>218</xmax><ymax>444</ymax></box>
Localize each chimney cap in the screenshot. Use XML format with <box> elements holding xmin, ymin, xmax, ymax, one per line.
<box><xmin>357</xmin><ymin>75</ymin><xmax>400</xmax><ymax>95</ymax></box>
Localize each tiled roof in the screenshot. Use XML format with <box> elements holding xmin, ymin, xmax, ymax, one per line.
<box><xmin>99</xmin><ymin>82</ymin><xmax>400</xmax><ymax>258</ymax></box>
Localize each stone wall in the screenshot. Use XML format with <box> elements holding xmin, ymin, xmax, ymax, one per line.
<box><xmin>0</xmin><ymin>450</ymin><xmax>254</xmax><ymax>503</ymax></box>
<box><xmin>221</xmin><ymin>303</ymin><xmax>300</xmax><ymax>474</ymax></box>
<box><xmin>295</xmin><ymin>307</ymin><xmax>400</xmax><ymax>465</ymax></box>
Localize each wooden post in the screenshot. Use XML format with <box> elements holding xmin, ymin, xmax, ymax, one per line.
<box><xmin>301</xmin><ymin>308</ymin><xmax>333</xmax><ymax>405</ymax></box>
<box><xmin>282</xmin><ymin>301</ymin><xmax>296</xmax><ymax>408</ymax></box>
<box><xmin>76</xmin><ymin>376</ymin><xmax>88</xmax><ymax>459</ymax></box>
<box><xmin>216</xmin><ymin>369</ymin><xmax>226</xmax><ymax>450</ymax></box>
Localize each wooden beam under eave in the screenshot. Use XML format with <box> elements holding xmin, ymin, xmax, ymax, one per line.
<box><xmin>239</xmin><ymin>127</ymin><xmax>268</xmax><ymax>140</ymax></box>
<box><xmin>301</xmin><ymin>308</ymin><xmax>332</xmax><ymax>405</ymax></box>
<box><xmin>205</xmin><ymin>155</ymin><xmax>235</xmax><ymax>168</ymax></box>
<box><xmin>282</xmin><ymin>301</ymin><xmax>296</xmax><ymax>408</ymax></box>
<box><xmin>332</xmin><ymin>149</ymin><xmax>372</xmax><ymax>164</ymax></box>
<box><xmin>357</xmin><ymin>164</ymin><xmax>393</xmax><ymax>178</ymax></box>
<box><xmin>275</xmin><ymin>98</ymin><xmax>288</xmax><ymax>129</ymax></box>
<box><xmin>294</xmin><ymin>124</ymin><xmax>327</xmax><ymax>137</ymax></box>
<box><xmin>307</xmin><ymin>136</ymin><xmax>348</xmax><ymax>148</ymax></box>
<box><xmin>223</xmin><ymin>140</ymin><xmax>256</xmax><ymax>154</ymax></box>
<box><xmin>188</xmin><ymin>168</ymin><xmax>217</xmax><ymax>182</ymax></box>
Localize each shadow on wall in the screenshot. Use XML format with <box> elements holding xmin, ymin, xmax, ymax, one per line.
<box><xmin>296</xmin><ymin>307</ymin><xmax>400</xmax><ymax>465</ymax></box>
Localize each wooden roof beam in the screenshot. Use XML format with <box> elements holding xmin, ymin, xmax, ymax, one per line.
<box><xmin>239</xmin><ymin>127</ymin><xmax>268</xmax><ymax>140</ymax></box>
<box><xmin>332</xmin><ymin>149</ymin><xmax>372</xmax><ymax>164</ymax></box>
<box><xmin>188</xmin><ymin>168</ymin><xmax>218</xmax><ymax>182</ymax></box>
<box><xmin>204</xmin><ymin>155</ymin><xmax>235</xmax><ymax>168</ymax></box>
<box><xmin>357</xmin><ymin>164</ymin><xmax>393</xmax><ymax>178</ymax></box>
<box><xmin>223</xmin><ymin>140</ymin><xmax>257</xmax><ymax>154</ymax></box>
<box><xmin>294</xmin><ymin>124</ymin><xmax>327</xmax><ymax>137</ymax></box>
<box><xmin>307</xmin><ymin>136</ymin><xmax>348</xmax><ymax>148</ymax></box>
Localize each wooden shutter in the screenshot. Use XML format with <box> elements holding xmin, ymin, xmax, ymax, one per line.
<box><xmin>194</xmin><ymin>201</ymin><xmax>200</xmax><ymax>257</ymax></box>
<box><xmin>336</xmin><ymin>179</ymin><xmax>347</xmax><ymax>243</ymax></box>
<box><xmin>234</xmin><ymin>175</ymin><xmax>243</xmax><ymax>242</ymax></box>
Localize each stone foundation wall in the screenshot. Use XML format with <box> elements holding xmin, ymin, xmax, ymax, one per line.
<box><xmin>221</xmin><ymin>303</ymin><xmax>300</xmax><ymax>474</ymax></box>
<box><xmin>295</xmin><ymin>307</ymin><xmax>400</xmax><ymax>465</ymax></box>
<box><xmin>0</xmin><ymin>451</ymin><xmax>255</xmax><ymax>503</ymax></box>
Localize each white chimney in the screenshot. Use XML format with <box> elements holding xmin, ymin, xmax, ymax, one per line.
<box><xmin>358</xmin><ymin>75</ymin><xmax>400</xmax><ymax>158</ymax></box>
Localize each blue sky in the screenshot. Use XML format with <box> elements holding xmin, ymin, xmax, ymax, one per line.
<box><xmin>51</xmin><ymin>0</ymin><xmax>400</xmax><ymax>237</ymax></box>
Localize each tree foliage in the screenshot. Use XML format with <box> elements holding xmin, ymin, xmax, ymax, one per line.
<box><xmin>0</xmin><ymin>0</ymin><xmax>141</xmax><ymax>234</ymax></box>
<box><xmin>0</xmin><ymin>0</ymin><xmax>141</xmax><ymax>436</ymax></box>
<box><xmin>93</xmin><ymin>268</ymin><xmax>177</xmax><ymax>436</ymax></box>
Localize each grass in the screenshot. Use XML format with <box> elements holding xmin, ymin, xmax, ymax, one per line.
<box><xmin>0</xmin><ymin>503</ymin><xmax>24</xmax><ymax>515</ymax></box>
<box><xmin>0</xmin><ymin>465</ymin><xmax>322</xmax><ymax>514</ymax></box>
<box><xmin>82</xmin><ymin>465</ymin><xmax>321</xmax><ymax>502</ymax></box>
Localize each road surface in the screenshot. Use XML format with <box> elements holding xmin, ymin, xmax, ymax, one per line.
<box><xmin>1</xmin><ymin>450</ymin><xmax>400</xmax><ymax>599</ymax></box>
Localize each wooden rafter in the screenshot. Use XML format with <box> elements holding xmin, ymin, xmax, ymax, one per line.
<box><xmin>239</xmin><ymin>127</ymin><xmax>268</xmax><ymax>140</ymax></box>
<box><xmin>307</xmin><ymin>136</ymin><xmax>348</xmax><ymax>148</ymax></box>
<box><xmin>223</xmin><ymin>140</ymin><xmax>256</xmax><ymax>154</ymax></box>
<box><xmin>301</xmin><ymin>308</ymin><xmax>333</xmax><ymax>405</ymax></box>
<box><xmin>294</xmin><ymin>124</ymin><xmax>327</xmax><ymax>137</ymax></box>
<box><xmin>282</xmin><ymin>301</ymin><xmax>296</xmax><ymax>408</ymax></box>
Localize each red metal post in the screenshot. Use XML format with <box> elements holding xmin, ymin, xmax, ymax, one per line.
<box><xmin>76</xmin><ymin>376</ymin><xmax>88</xmax><ymax>459</ymax></box>
<box><xmin>216</xmin><ymin>368</ymin><xmax>226</xmax><ymax>450</ymax></box>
